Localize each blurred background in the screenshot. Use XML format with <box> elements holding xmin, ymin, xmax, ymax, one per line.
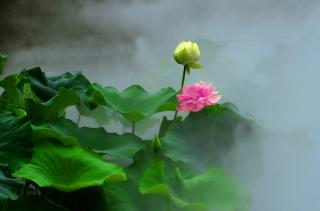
<box><xmin>1</xmin><ymin>0</ymin><xmax>319</xmax><ymax>210</ymax></box>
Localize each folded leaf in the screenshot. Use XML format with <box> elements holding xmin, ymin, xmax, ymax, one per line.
<box><xmin>88</xmin><ymin>83</ymin><xmax>177</xmax><ymax>122</ymax></box>
<box><xmin>26</xmin><ymin>88</ymin><xmax>80</xmax><ymax>123</ymax></box>
<box><xmin>21</xmin><ymin>67</ymin><xmax>91</xmax><ymax>103</ymax></box>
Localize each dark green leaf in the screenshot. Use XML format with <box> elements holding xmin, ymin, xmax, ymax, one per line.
<box><xmin>0</xmin><ymin>109</ymin><xmax>33</xmax><ymax>170</ymax></box>
<box><xmin>0</xmin><ymin>75</ymin><xmax>40</xmax><ymax>109</ymax></box>
<box><xmin>21</xmin><ymin>67</ymin><xmax>91</xmax><ymax>103</ymax></box>
<box><xmin>0</xmin><ymin>166</ymin><xmax>23</xmax><ymax>202</ymax></box>
<box><xmin>26</xmin><ymin>88</ymin><xmax>80</xmax><ymax>123</ymax></box>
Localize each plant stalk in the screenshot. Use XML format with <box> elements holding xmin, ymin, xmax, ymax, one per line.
<box><xmin>76</xmin><ymin>114</ymin><xmax>81</xmax><ymax>126</ymax></box>
<box><xmin>132</xmin><ymin>121</ymin><xmax>135</xmax><ymax>134</ymax></box>
<box><xmin>173</xmin><ymin>65</ymin><xmax>188</xmax><ymax>120</ymax></box>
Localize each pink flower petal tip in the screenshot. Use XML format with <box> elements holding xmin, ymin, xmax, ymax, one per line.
<box><xmin>177</xmin><ymin>81</ymin><xmax>221</xmax><ymax>112</ymax></box>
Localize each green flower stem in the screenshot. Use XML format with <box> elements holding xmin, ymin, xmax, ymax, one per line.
<box><xmin>173</xmin><ymin>65</ymin><xmax>188</xmax><ymax>120</ymax></box>
<box><xmin>132</xmin><ymin>121</ymin><xmax>136</xmax><ymax>134</ymax></box>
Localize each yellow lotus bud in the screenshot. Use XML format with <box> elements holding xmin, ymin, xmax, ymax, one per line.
<box><xmin>173</xmin><ymin>41</ymin><xmax>203</xmax><ymax>69</ymax></box>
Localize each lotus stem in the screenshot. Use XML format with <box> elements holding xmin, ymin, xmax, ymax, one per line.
<box><xmin>76</xmin><ymin>113</ymin><xmax>81</xmax><ymax>126</ymax></box>
<box><xmin>132</xmin><ymin>121</ymin><xmax>135</xmax><ymax>134</ymax></box>
<box><xmin>173</xmin><ymin>65</ymin><xmax>187</xmax><ymax>120</ymax></box>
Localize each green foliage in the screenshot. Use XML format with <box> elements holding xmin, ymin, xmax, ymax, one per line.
<box><xmin>0</xmin><ymin>67</ymin><xmax>261</xmax><ymax>210</ymax></box>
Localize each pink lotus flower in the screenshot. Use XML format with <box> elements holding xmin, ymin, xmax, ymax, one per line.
<box><xmin>177</xmin><ymin>81</ymin><xmax>221</xmax><ymax>112</ymax></box>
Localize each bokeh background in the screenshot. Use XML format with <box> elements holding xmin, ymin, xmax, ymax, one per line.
<box><xmin>1</xmin><ymin>0</ymin><xmax>320</xmax><ymax>210</ymax></box>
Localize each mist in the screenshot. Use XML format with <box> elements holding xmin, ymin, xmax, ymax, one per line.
<box><xmin>1</xmin><ymin>0</ymin><xmax>320</xmax><ymax>210</ymax></box>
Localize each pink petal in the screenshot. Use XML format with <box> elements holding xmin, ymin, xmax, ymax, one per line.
<box><xmin>176</xmin><ymin>81</ymin><xmax>221</xmax><ymax>113</ymax></box>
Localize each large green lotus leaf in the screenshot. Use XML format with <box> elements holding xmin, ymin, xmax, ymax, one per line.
<box><xmin>0</xmin><ymin>166</ymin><xmax>23</xmax><ymax>202</ymax></box>
<box><xmin>0</xmin><ymin>53</ymin><xmax>6</xmax><ymax>74</ymax></box>
<box><xmin>0</xmin><ymin>109</ymin><xmax>33</xmax><ymax>170</ymax></box>
<box><xmin>14</xmin><ymin>143</ymin><xmax>127</xmax><ymax>192</ymax></box>
<box><xmin>45</xmin><ymin>118</ymin><xmax>145</xmax><ymax>164</ymax></box>
<box><xmin>88</xmin><ymin>83</ymin><xmax>177</xmax><ymax>122</ymax></box>
<box><xmin>162</xmin><ymin>104</ymin><xmax>261</xmax><ymax>169</ymax></box>
<box><xmin>21</xmin><ymin>67</ymin><xmax>91</xmax><ymax>103</ymax></box>
<box><xmin>26</xmin><ymin>88</ymin><xmax>80</xmax><ymax>123</ymax></box>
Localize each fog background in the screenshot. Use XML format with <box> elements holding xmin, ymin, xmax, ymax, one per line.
<box><xmin>1</xmin><ymin>0</ymin><xmax>319</xmax><ymax>210</ymax></box>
